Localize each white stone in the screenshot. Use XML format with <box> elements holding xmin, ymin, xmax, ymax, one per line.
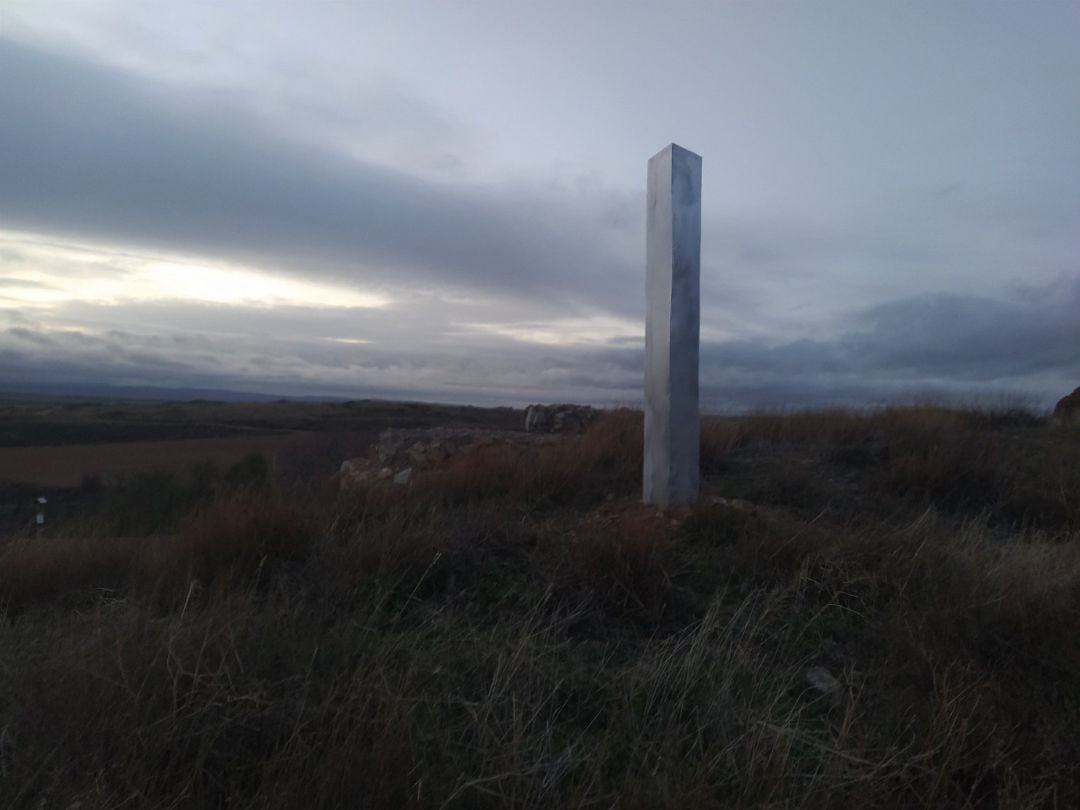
<box><xmin>644</xmin><ymin>143</ymin><xmax>702</xmax><ymax>507</ymax></box>
<box><xmin>805</xmin><ymin>666</ymin><xmax>844</xmax><ymax>707</ymax></box>
<box><xmin>524</xmin><ymin>404</ymin><xmax>598</xmax><ymax>434</ymax></box>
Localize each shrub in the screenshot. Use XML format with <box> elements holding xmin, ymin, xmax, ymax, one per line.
<box><xmin>100</xmin><ymin>469</ymin><xmax>193</xmax><ymax>535</ymax></box>
<box><xmin>415</xmin><ymin>409</ymin><xmax>643</xmax><ymax>507</ymax></box>
<box><xmin>223</xmin><ymin>452</ymin><xmax>271</xmax><ymax>491</ymax></box>
<box><xmin>0</xmin><ymin>489</ymin><xmax>313</xmax><ymax>614</ymax></box>
<box><xmin>142</xmin><ymin>490</ymin><xmax>313</xmax><ymax>591</ymax></box>
<box><xmin>564</xmin><ymin>507</ymin><xmax>673</xmax><ymax>616</ymax></box>
<box><xmin>189</xmin><ymin>459</ymin><xmax>220</xmax><ymax>499</ymax></box>
<box><xmin>79</xmin><ymin>473</ymin><xmax>103</xmax><ymax>495</ymax></box>
<box><xmin>0</xmin><ymin>536</ymin><xmax>137</xmax><ymax>613</ymax></box>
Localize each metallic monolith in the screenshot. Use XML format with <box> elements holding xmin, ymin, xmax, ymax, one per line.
<box><xmin>644</xmin><ymin>144</ymin><xmax>701</xmax><ymax>506</ymax></box>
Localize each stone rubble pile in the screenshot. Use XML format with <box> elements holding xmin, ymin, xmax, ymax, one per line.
<box><xmin>523</xmin><ymin>403</ymin><xmax>598</xmax><ymax>434</ymax></box>
<box><xmin>338</xmin><ymin>427</ymin><xmax>556</xmax><ymax>491</ymax></box>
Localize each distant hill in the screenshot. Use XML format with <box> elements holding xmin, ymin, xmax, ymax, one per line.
<box><xmin>0</xmin><ymin>381</ymin><xmax>340</xmax><ymax>404</ymax></box>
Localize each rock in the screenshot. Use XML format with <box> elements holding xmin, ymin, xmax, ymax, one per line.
<box><xmin>378</xmin><ymin>427</ymin><xmax>555</xmax><ymax>467</ymax></box>
<box><xmin>393</xmin><ymin>467</ymin><xmax>413</xmax><ymax>485</ymax></box>
<box><xmin>709</xmin><ymin>496</ymin><xmax>755</xmax><ymax>512</ymax></box>
<box><xmin>805</xmin><ymin>666</ymin><xmax>844</xmax><ymax>707</ymax></box>
<box><xmin>339</xmin><ymin>459</ymin><xmax>373</xmax><ymax>488</ymax></box>
<box><xmin>339</xmin><ymin>427</ymin><xmax>559</xmax><ymax>494</ymax></box>
<box><xmin>524</xmin><ymin>404</ymin><xmax>599</xmax><ymax>434</ymax></box>
<box><xmin>339</xmin><ymin>458</ymin><xmax>367</xmax><ymax>478</ymax></box>
<box><xmin>1053</xmin><ymin>386</ymin><xmax>1080</xmax><ymax>422</ymax></box>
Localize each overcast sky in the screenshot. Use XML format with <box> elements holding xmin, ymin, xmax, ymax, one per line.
<box><xmin>1</xmin><ymin>1</ymin><xmax>1078</xmax><ymax>409</ymax></box>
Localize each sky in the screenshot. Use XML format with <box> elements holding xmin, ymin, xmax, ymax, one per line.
<box><xmin>1</xmin><ymin>1</ymin><xmax>1078</xmax><ymax>409</ymax></box>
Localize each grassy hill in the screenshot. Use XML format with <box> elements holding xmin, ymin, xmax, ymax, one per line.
<box><xmin>1</xmin><ymin>406</ymin><xmax>1078</xmax><ymax>808</ymax></box>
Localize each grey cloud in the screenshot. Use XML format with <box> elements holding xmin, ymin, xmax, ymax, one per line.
<box><xmin>620</xmin><ymin>277</ymin><xmax>1080</xmax><ymax>408</ymax></box>
<box><xmin>0</xmin><ymin>320</ymin><xmax>636</xmax><ymax>406</ymax></box>
<box><xmin>6</xmin><ymin>327</ymin><xmax>57</xmax><ymax>346</ymax></box>
<box><xmin>696</xmin><ymin>277</ymin><xmax>1080</xmax><ymax>405</ymax></box>
<box><xmin>845</xmin><ymin>278</ymin><xmax>1080</xmax><ymax>380</ymax></box>
<box><xmin>0</xmin><ymin>39</ymin><xmax>635</xmax><ymax>316</ymax></box>
<box><xmin>51</xmin><ymin>296</ymin><xmax>566</xmax><ymax>355</ymax></box>
<box><xmin>4</xmin><ymin>273</ymin><xmax>1077</xmax><ymax>410</ymax></box>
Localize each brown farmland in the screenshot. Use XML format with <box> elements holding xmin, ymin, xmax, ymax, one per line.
<box><xmin>0</xmin><ymin>396</ymin><xmax>521</xmax><ymax>488</ymax></box>
<box><xmin>0</xmin><ymin>431</ymin><xmax>370</xmax><ymax>487</ymax></box>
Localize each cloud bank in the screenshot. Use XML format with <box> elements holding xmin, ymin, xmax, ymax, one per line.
<box><xmin>1</xmin><ymin>13</ymin><xmax>1078</xmax><ymax>410</ymax></box>
<box><xmin>3</xmin><ymin>272</ymin><xmax>1076</xmax><ymax>409</ymax></box>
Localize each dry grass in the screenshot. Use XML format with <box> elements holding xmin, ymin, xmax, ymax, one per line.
<box><xmin>406</xmin><ymin>408</ymin><xmax>643</xmax><ymax>506</ymax></box>
<box><xmin>563</xmin><ymin>505</ymin><xmax>674</xmax><ymax>617</ymax></box>
<box><xmin>1</xmin><ymin>405</ymin><xmax>1079</xmax><ymax>808</ymax></box>
<box><xmin>0</xmin><ymin>535</ymin><xmax>137</xmax><ymax>613</ymax></box>
<box><xmin>0</xmin><ymin>491</ymin><xmax>312</xmax><ymax>614</ymax></box>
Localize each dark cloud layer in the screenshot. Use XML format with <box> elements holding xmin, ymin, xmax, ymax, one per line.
<box><xmin>0</xmin><ymin>39</ymin><xmax>635</xmax><ymax>315</ymax></box>
<box><xmin>4</xmin><ymin>273</ymin><xmax>1076</xmax><ymax>409</ymax></box>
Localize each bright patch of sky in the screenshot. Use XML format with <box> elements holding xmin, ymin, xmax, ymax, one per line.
<box><xmin>0</xmin><ymin>231</ymin><xmax>390</xmax><ymax>310</ymax></box>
